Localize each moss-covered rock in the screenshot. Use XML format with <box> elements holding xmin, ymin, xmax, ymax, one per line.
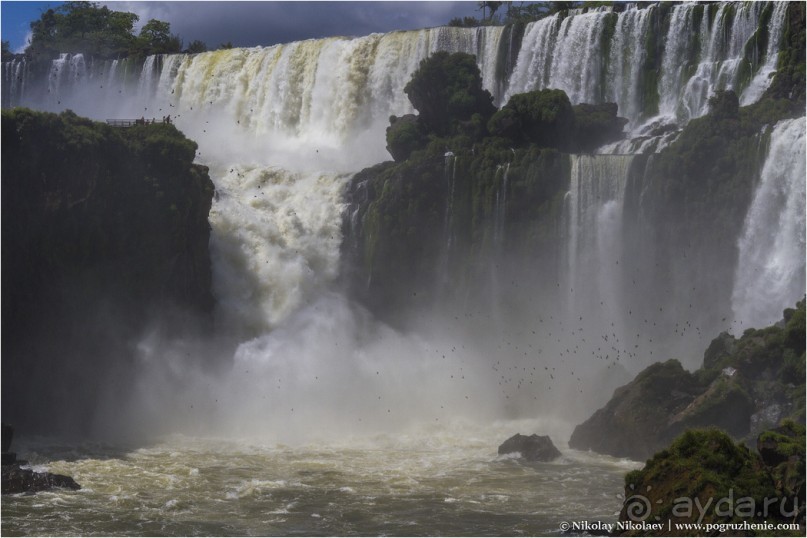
<box><xmin>757</xmin><ymin>420</ymin><xmax>805</xmax><ymax>513</ymax></box>
<box><xmin>571</xmin><ymin>300</ymin><xmax>806</xmax><ymax>462</ymax></box>
<box><xmin>1</xmin><ymin>108</ymin><xmax>214</xmax><ymax>434</ymax></box>
<box><xmin>572</xmin><ymin>102</ymin><xmax>628</xmax><ymax>152</ymax></box>
<box><xmin>569</xmin><ymin>359</ymin><xmax>703</xmax><ymax>460</ymax></box>
<box><xmin>616</xmin><ymin>429</ymin><xmax>786</xmax><ymax>536</ymax></box>
<box><xmin>342</xmin><ymin>144</ymin><xmax>569</xmax><ymax>321</ymax></box>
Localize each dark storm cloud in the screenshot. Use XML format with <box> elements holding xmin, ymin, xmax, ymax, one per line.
<box><xmin>109</xmin><ymin>2</ymin><xmax>476</xmax><ymax>48</ymax></box>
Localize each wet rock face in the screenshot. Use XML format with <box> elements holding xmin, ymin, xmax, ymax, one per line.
<box><xmin>2</xmin><ymin>465</ymin><xmax>81</xmax><ymax>494</ymax></box>
<box><xmin>498</xmin><ymin>433</ymin><xmax>561</xmax><ymax>462</ymax></box>
<box><xmin>568</xmin><ymin>359</ymin><xmax>702</xmax><ymax>460</ymax></box>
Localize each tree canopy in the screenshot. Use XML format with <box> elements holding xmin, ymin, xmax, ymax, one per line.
<box><xmin>26</xmin><ymin>2</ymin><xmax>185</xmax><ymax>60</ymax></box>
<box><xmin>403</xmin><ymin>51</ymin><xmax>495</xmax><ymax>136</ymax></box>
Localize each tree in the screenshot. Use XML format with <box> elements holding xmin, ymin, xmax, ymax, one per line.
<box><xmin>185</xmin><ymin>40</ymin><xmax>208</xmax><ymax>54</ymax></box>
<box><xmin>2</xmin><ymin>41</ymin><xmax>14</xmax><ymax>62</ymax></box>
<box><xmin>403</xmin><ymin>51</ymin><xmax>495</xmax><ymax>136</ymax></box>
<box><xmin>488</xmin><ymin>89</ymin><xmax>575</xmax><ymax>149</ymax></box>
<box><xmin>26</xmin><ymin>2</ymin><xmax>139</xmax><ymax>59</ymax></box>
<box><xmin>27</xmin><ymin>8</ymin><xmax>60</xmax><ymax>60</ymax></box>
<box><xmin>135</xmin><ymin>19</ymin><xmax>182</xmax><ymax>56</ymax></box>
<box><xmin>218</xmin><ymin>41</ymin><xmax>234</xmax><ymax>50</ymax></box>
<box><xmin>485</xmin><ymin>1</ymin><xmax>504</xmax><ymax>20</ymax></box>
<box><xmin>25</xmin><ymin>3</ymin><xmax>184</xmax><ymax>59</ymax></box>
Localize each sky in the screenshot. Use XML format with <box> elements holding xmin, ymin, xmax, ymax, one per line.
<box><xmin>1</xmin><ymin>1</ymin><xmax>479</xmax><ymax>53</ymax></box>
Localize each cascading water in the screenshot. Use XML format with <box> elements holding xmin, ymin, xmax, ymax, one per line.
<box><xmin>2</xmin><ymin>3</ymin><xmax>803</xmax><ymax>534</ymax></box>
<box><xmin>6</xmin><ymin>3</ymin><xmax>787</xmax><ymax>137</ymax></box>
<box><xmin>0</xmin><ymin>0</ymin><xmax>797</xmax><ymax>425</ymax></box>
<box><xmin>506</xmin><ymin>2</ymin><xmax>783</xmax><ymax>129</ymax></box>
<box><xmin>565</xmin><ymin>155</ymin><xmax>633</xmax><ymax>329</ymax></box>
<box><xmin>741</xmin><ymin>1</ymin><xmax>790</xmax><ymax>105</ymax></box>
<box><xmin>732</xmin><ymin>117</ymin><xmax>806</xmax><ymax>330</ymax></box>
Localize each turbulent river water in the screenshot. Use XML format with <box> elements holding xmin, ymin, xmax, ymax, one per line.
<box><xmin>4</xmin><ymin>421</ymin><xmax>638</xmax><ymax>536</ymax></box>
<box><xmin>2</xmin><ymin>2</ymin><xmax>803</xmax><ymax>535</ymax></box>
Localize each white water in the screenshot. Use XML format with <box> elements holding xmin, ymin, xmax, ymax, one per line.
<box><xmin>5</xmin><ymin>3</ymin><xmax>787</xmax><ymax>138</ymax></box>
<box><xmin>0</xmin><ymin>2</ymin><xmax>796</xmax><ymax>424</ymax></box>
<box><xmin>741</xmin><ymin>1</ymin><xmax>790</xmax><ymax>105</ymax></box>
<box><xmin>4</xmin><ymin>425</ymin><xmax>639</xmax><ymax>536</ymax></box>
<box><xmin>1</xmin><ymin>5</ymin><xmax>803</xmax><ymax>534</ymax></box>
<box><xmin>658</xmin><ymin>2</ymin><xmax>767</xmax><ymax>124</ymax></box>
<box><xmin>566</xmin><ymin>155</ymin><xmax>633</xmax><ymax>317</ymax></box>
<box><xmin>505</xmin><ymin>2</ymin><xmax>782</xmax><ymax>129</ymax></box>
<box><xmin>732</xmin><ymin>117</ymin><xmax>806</xmax><ymax>330</ymax></box>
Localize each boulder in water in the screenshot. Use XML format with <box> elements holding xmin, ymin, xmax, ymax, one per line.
<box><xmin>1</xmin><ymin>423</ymin><xmax>81</xmax><ymax>494</ymax></box>
<box><xmin>2</xmin><ymin>464</ymin><xmax>81</xmax><ymax>494</ymax></box>
<box><xmin>498</xmin><ymin>433</ymin><xmax>561</xmax><ymax>461</ymax></box>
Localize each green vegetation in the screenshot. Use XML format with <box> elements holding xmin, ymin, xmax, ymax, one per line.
<box><xmin>388</xmin><ymin>53</ymin><xmax>628</xmax><ymax>161</ymax></box>
<box><xmin>637</xmin><ymin>88</ymin><xmax>801</xmax><ymax>335</ymax></box>
<box><xmin>185</xmin><ymin>40</ymin><xmax>208</xmax><ymax>54</ymax></box>
<box><xmin>618</xmin><ymin>429</ymin><xmax>782</xmax><ymax>535</ymax></box>
<box><xmin>403</xmin><ymin>51</ymin><xmax>496</xmax><ymax>137</ymax></box>
<box><xmin>2</xmin><ymin>40</ymin><xmax>15</xmax><ymax>61</ymax></box>
<box><xmin>25</xmin><ymin>2</ymin><xmax>193</xmax><ymax>61</ymax></box>
<box><xmin>616</xmin><ymin>422</ymin><xmax>805</xmax><ymax>535</ymax></box>
<box><xmin>488</xmin><ymin>89</ymin><xmax>575</xmax><ymax>149</ymax></box>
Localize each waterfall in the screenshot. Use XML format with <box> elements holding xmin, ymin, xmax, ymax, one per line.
<box><xmin>732</xmin><ymin>117</ymin><xmax>806</xmax><ymax>330</ymax></box>
<box><xmin>209</xmin><ymin>165</ymin><xmax>351</xmax><ymax>332</ymax></box>
<box><xmin>660</xmin><ymin>2</ymin><xmax>770</xmax><ymax>123</ymax></box>
<box><xmin>137</xmin><ymin>54</ymin><xmax>160</xmax><ymax>104</ymax></box>
<box><xmin>741</xmin><ymin>2</ymin><xmax>789</xmax><ymax>105</ymax></box>
<box><xmin>506</xmin><ymin>2</ymin><xmax>781</xmax><ymax>128</ymax></box>
<box><xmin>566</xmin><ymin>155</ymin><xmax>633</xmax><ymax>317</ymax></box>
<box><xmin>4</xmin><ymin>3</ymin><xmax>786</xmax><ymax>135</ymax></box>
<box><xmin>0</xmin><ymin>1</ymin><xmax>794</xmax><ymax>336</ymax></box>
<box><xmin>493</xmin><ymin>163</ymin><xmax>510</xmax><ymax>249</ymax></box>
<box><xmin>2</xmin><ymin>58</ymin><xmax>27</xmax><ymax>108</ymax></box>
<box><xmin>604</xmin><ymin>7</ymin><xmax>653</xmax><ymax>123</ymax></box>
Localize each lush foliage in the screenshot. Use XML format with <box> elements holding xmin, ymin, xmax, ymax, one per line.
<box><xmin>385</xmin><ymin>114</ymin><xmax>427</xmax><ymax>162</ymax></box>
<box><xmin>488</xmin><ymin>89</ymin><xmax>575</xmax><ymax>149</ymax></box>
<box><xmin>572</xmin><ymin>102</ymin><xmax>629</xmax><ymax>151</ymax></box>
<box><xmin>618</xmin><ymin>429</ymin><xmax>783</xmax><ymax>535</ymax></box>
<box><xmin>572</xmin><ymin>298</ymin><xmax>806</xmax><ymax>462</ymax></box>
<box><xmin>403</xmin><ymin>51</ymin><xmax>496</xmax><ymax>137</ymax></box>
<box><xmin>26</xmin><ymin>2</ymin><xmax>184</xmax><ymax>60</ymax></box>
<box><xmin>1</xmin><ymin>40</ymin><xmax>14</xmax><ymax>61</ymax></box>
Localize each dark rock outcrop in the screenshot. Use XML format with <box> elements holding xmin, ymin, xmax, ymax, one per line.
<box><xmin>1</xmin><ymin>424</ymin><xmax>81</xmax><ymax>494</ymax></box>
<box><xmin>569</xmin><ymin>359</ymin><xmax>703</xmax><ymax>460</ymax></box>
<box><xmin>757</xmin><ymin>421</ymin><xmax>806</xmax><ymax>515</ymax></box>
<box><xmin>2</xmin><ymin>109</ymin><xmax>215</xmax><ymax>434</ymax></box>
<box><xmin>570</xmin><ymin>300</ymin><xmax>805</xmax><ymax>461</ymax></box>
<box><xmin>498</xmin><ymin>433</ymin><xmax>561</xmax><ymax>462</ymax></box>
<box><xmin>2</xmin><ymin>465</ymin><xmax>81</xmax><ymax>494</ymax></box>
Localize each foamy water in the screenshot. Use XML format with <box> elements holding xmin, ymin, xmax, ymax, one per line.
<box><xmin>3</xmin><ymin>422</ymin><xmax>639</xmax><ymax>536</ymax></box>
